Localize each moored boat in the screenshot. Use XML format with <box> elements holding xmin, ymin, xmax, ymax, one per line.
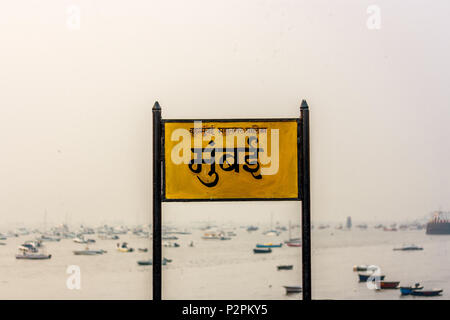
<box><xmin>137</xmin><ymin>257</ymin><xmax>171</xmax><ymax>266</ymax></box>
<box><xmin>253</xmin><ymin>248</ymin><xmax>272</xmax><ymax>254</ymax></box>
<box><xmin>353</xmin><ymin>265</ymin><xmax>378</xmax><ymax>272</ymax></box>
<box><xmin>73</xmin><ymin>249</ymin><xmax>106</xmax><ymax>255</ymax></box>
<box><xmin>283</xmin><ymin>286</ymin><xmax>302</xmax><ymax>294</ymax></box>
<box><xmin>393</xmin><ymin>244</ymin><xmax>423</xmax><ymax>251</ymax></box>
<box><xmin>411</xmin><ymin>289</ymin><xmax>443</xmax><ymax>297</ymax></box>
<box><xmin>400</xmin><ymin>283</ymin><xmax>423</xmax><ymax>295</ymax></box>
<box><xmin>426</xmin><ymin>211</ymin><xmax>450</xmax><ymax>235</ymax></box>
<box><xmin>117</xmin><ymin>242</ymin><xmax>134</xmax><ymax>252</ymax></box>
<box><xmin>16</xmin><ymin>252</ymin><xmax>51</xmax><ymax>260</ymax></box>
<box><xmin>256</xmin><ymin>243</ymin><xmax>282</xmax><ymax>248</ymax></box>
<box><xmin>379</xmin><ymin>281</ymin><xmax>400</xmax><ymax>289</ymax></box>
<box><xmin>277</xmin><ymin>265</ymin><xmax>293</xmax><ymax>270</ymax></box>
<box><xmin>286</xmin><ymin>240</ymin><xmax>301</xmax><ymax>247</ymax></box>
<box><xmin>358</xmin><ymin>273</ymin><xmax>385</xmax><ymax>282</ymax></box>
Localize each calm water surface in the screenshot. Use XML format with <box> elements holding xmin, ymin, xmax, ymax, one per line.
<box><xmin>0</xmin><ymin>228</ymin><xmax>448</xmax><ymax>299</ymax></box>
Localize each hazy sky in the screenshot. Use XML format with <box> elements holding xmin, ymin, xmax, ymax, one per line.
<box><xmin>1</xmin><ymin>0</ymin><xmax>449</xmax><ymax>228</ymax></box>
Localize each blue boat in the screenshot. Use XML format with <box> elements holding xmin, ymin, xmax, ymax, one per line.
<box><xmin>256</xmin><ymin>243</ymin><xmax>283</xmax><ymax>248</ymax></box>
<box><xmin>400</xmin><ymin>283</ymin><xmax>423</xmax><ymax>295</ymax></box>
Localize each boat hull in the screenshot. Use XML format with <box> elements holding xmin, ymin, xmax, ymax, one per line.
<box><xmin>358</xmin><ymin>273</ymin><xmax>385</xmax><ymax>282</ymax></box>
<box><xmin>253</xmin><ymin>248</ymin><xmax>272</xmax><ymax>254</ymax></box>
<box><xmin>256</xmin><ymin>244</ymin><xmax>282</xmax><ymax>248</ymax></box>
<box><xmin>400</xmin><ymin>286</ymin><xmax>424</xmax><ymax>295</ymax></box>
<box><xmin>283</xmin><ymin>286</ymin><xmax>302</xmax><ymax>294</ymax></box>
<box><xmin>16</xmin><ymin>254</ymin><xmax>51</xmax><ymax>260</ymax></box>
<box><xmin>411</xmin><ymin>289</ymin><xmax>442</xmax><ymax>297</ymax></box>
<box><xmin>379</xmin><ymin>281</ymin><xmax>400</xmax><ymax>289</ymax></box>
<box><xmin>277</xmin><ymin>265</ymin><xmax>293</xmax><ymax>270</ymax></box>
<box><xmin>426</xmin><ymin>222</ymin><xmax>450</xmax><ymax>235</ymax></box>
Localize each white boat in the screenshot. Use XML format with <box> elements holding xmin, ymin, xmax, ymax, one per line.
<box><xmin>73</xmin><ymin>237</ymin><xmax>88</xmax><ymax>244</ymax></box>
<box><xmin>16</xmin><ymin>252</ymin><xmax>51</xmax><ymax>260</ymax></box>
<box><xmin>73</xmin><ymin>249</ymin><xmax>106</xmax><ymax>255</ymax></box>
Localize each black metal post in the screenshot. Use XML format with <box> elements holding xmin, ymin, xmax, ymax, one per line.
<box><xmin>152</xmin><ymin>101</ymin><xmax>162</xmax><ymax>300</ymax></box>
<box><xmin>300</xmin><ymin>99</ymin><xmax>312</xmax><ymax>300</ymax></box>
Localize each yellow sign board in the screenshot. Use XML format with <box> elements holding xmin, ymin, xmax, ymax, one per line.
<box><xmin>163</xmin><ymin>119</ymin><xmax>300</xmax><ymax>201</ymax></box>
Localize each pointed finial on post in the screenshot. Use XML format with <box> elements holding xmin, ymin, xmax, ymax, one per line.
<box><xmin>153</xmin><ymin>101</ymin><xmax>161</xmax><ymax>110</ymax></box>
<box><xmin>300</xmin><ymin>99</ymin><xmax>309</xmax><ymax>110</ymax></box>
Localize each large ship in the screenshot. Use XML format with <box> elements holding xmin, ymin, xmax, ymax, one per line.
<box><xmin>426</xmin><ymin>211</ymin><xmax>450</xmax><ymax>235</ymax></box>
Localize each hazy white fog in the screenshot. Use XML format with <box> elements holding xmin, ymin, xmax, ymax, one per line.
<box><xmin>0</xmin><ymin>0</ymin><xmax>449</xmax><ymax>228</ymax></box>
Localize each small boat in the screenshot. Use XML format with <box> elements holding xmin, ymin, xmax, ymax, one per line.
<box><xmin>379</xmin><ymin>281</ymin><xmax>400</xmax><ymax>289</ymax></box>
<box><xmin>393</xmin><ymin>244</ymin><xmax>423</xmax><ymax>251</ymax></box>
<box><xmin>138</xmin><ymin>248</ymin><xmax>148</xmax><ymax>252</ymax></box>
<box><xmin>353</xmin><ymin>265</ymin><xmax>378</xmax><ymax>272</ymax></box>
<box><xmin>256</xmin><ymin>243</ymin><xmax>282</xmax><ymax>248</ymax></box>
<box><xmin>202</xmin><ymin>232</ymin><xmax>221</xmax><ymax>240</ymax></box>
<box><xmin>219</xmin><ymin>236</ymin><xmax>231</xmax><ymax>240</ymax></box>
<box><xmin>0</xmin><ymin>242</ymin><xmax>6</xmax><ymax>246</ymax></box>
<box><xmin>253</xmin><ymin>248</ymin><xmax>272</xmax><ymax>254</ymax></box>
<box><xmin>283</xmin><ymin>286</ymin><xmax>302</xmax><ymax>294</ymax></box>
<box><xmin>277</xmin><ymin>265</ymin><xmax>293</xmax><ymax>270</ymax></box>
<box><xmin>411</xmin><ymin>289</ymin><xmax>443</xmax><ymax>297</ymax></box>
<box><xmin>286</xmin><ymin>241</ymin><xmax>301</xmax><ymax>247</ymax></box>
<box><xmin>163</xmin><ymin>242</ymin><xmax>180</xmax><ymax>248</ymax></box>
<box><xmin>263</xmin><ymin>230</ymin><xmax>280</xmax><ymax>236</ymax></box>
<box><xmin>39</xmin><ymin>235</ymin><xmax>61</xmax><ymax>242</ymax></box>
<box><xmin>137</xmin><ymin>257</ymin><xmax>171</xmax><ymax>266</ymax></box>
<box><xmin>358</xmin><ymin>273</ymin><xmax>385</xmax><ymax>282</ymax></box>
<box><xmin>117</xmin><ymin>242</ymin><xmax>134</xmax><ymax>252</ymax></box>
<box><xmin>73</xmin><ymin>237</ymin><xmax>88</xmax><ymax>244</ymax></box>
<box><xmin>400</xmin><ymin>283</ymin><xmax>424</xmax><ymax>295</ymax></box>
<box><xmin>16</xmin><ymin>253</ymin><xmax>51</xmax><ymax>260</ymax></box>
<box><xmin>162</xmin><ymin>236</ymin><xmax>178</xmax><ymax>240</ymax></box>
<box><xmin>73</xmin><ymin>249</ymin><xmax>106</xmax><ymax>255</ymax></box>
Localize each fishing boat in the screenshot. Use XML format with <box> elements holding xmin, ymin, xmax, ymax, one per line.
<box><xmin>73</xmin><ymin>249</ymin><xmax>106</xmax><ymax>255</ymax></box>
<box><xmin>358</xmin><ymin>273</ymin><xmax>385</xmax><ymax>282</ymax></box>
<box><xmin>283</xmin><ymin>286</ymin><xmax>302</xmax><ymax>294</ymax></box>
<box><xmin>411</xmin><ymin>289</ymin><xmax>443</xmax><ymax>297</ymax></box>
<box><xmin>353</xmin><ymin>265</ymin><xmax>378</xmax><ymax>272</ymax></box>
<box><xmin>277</xmin><ymin>265</ymin><xmax>293</xmax><ymax>270</ymax></box>
<box><xmin>256</xmin><ymin>243</ymin><xmax>282</xmax><ymax>248</ymax></box>
<box><xmin>286</xmin><ymin>241</ymin><xmax>301</xmax><ymax>247</ymax></box>
<box><xmin>400</xmin><ymin>283</ymin><xmax>424</xmax><ymax>295</ymax></box>
<box><xmin>393</xmin><ymin>244</ymin><xmax>423</xmax><ymax>251</ymax></box>
<box><xmin>262</xmin><ymin>230</ymin><xmax>280</xmax><ymax>236</ymax></box>
<box><xmin>73</xmin><ymin>237</ymin><xmax>88</xmax><ymax>244</ymax></box>
<box><xmin>379</xmin><ymin>281</ymin><xmax>400</xmax><ymax>289</ymax></box>
<box><xmin>137</xmin><ymin>257</ymin><xmax>171</xmax><ymax>266</ymax></box>
<box><xmin>253</xmin><ymin>248</ymin><xmax>272</xmax><ymax>254</ymax></box>
<box><xmin>163</xmin><ymin>242</ymin><xmax>180</xmax><ymax>247</ymax></box>
<box><xmin>16</xmin><ymin>252</ymin><xmax>51</xmax><ymax>260</ymax></box>
<box><xmin>202</xmin><ymin>232</ymin><xmax>221</xmax><ymax>240</ymax></box>
<box><xmin>117</xmin><ymin>242</ymin><xmax>134</xmax><ymax>252</ymax></box>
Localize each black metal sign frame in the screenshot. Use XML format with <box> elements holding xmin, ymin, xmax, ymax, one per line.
<box><xmin>152</xmin><ymin>100</ymin><xmax>311</xmax><ymax>300</ymax></box>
